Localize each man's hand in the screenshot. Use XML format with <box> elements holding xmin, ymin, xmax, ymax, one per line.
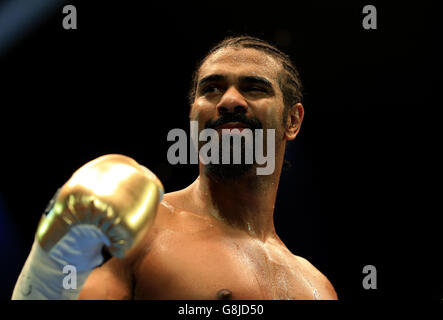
<box><xmin>12</xmin><ymin>154</ymin><xmax>163</xmax><ymax>299</ymax></box>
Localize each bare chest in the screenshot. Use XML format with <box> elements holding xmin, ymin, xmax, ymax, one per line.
<box><xmin>132</xmin><ymin>229</ymin><xmax>319</xmax><ymax>300</ymax></box>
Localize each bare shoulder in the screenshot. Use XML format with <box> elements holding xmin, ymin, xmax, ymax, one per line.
<box><xmin>79</xmin><ymin>193</ymin><xmax>181</xmax><ymax>300</ymax></box>
<box><xmin>293</xmin><ymin>255</ymin><xmax>339</xmax><ymax>300</ymax></box>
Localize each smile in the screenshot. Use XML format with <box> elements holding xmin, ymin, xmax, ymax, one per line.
<box><xmin>215</xmin><ymin>122</ymin><xmax>251</xmax><ymax>132</ymax></box>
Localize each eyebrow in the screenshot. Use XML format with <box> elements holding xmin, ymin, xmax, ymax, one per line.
<box><xmin>197</xmin><ymin>74</ymin><xmax>226</xmax><ymax>89</ymax></box>
<box><xmin>197</xmin><ymin>74</ymin><xmax>275</xmax><ymax>92</ymax></box>
<box><xmin>239</xmin><ymin>75</ymin><xmax>274</xmax><ymax>91</ymax></box>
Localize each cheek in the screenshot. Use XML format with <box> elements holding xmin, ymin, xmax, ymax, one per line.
<box><xmin>260</xmin><ymin>102</ymin><xmax>284</xmax><ymax>128</ymax></box>
<box><xmin>190</xmin><ymin>99</ymin><xmax>216</xmax><ymax>127</ymax></box>
<box><xmin>260</xmin><ymin>103</ymin><xmax>286</xmax><ymax>139</ymax></box>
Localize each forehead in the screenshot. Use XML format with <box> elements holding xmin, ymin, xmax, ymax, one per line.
<box><xmin>198</xmin><ymin>47</ymin><xmax>282</xmax><ymax>83</ymax></box>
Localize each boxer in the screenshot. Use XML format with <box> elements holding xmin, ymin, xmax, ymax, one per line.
<box><xmin>12</xmin><ymin>36</ymin><xmax>337</xmax><ymax>300</ymax></box>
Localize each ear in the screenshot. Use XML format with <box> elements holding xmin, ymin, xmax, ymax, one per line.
<box><xmin>285</xmin><ymin>103</ymin><xmax>304</xmax><ymax>141</ymax></box>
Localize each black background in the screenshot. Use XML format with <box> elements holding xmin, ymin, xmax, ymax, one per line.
<box><xmin>0</xmin><ymin>0</ymin><xmax>440</xmax><ymax>301</ymax></box>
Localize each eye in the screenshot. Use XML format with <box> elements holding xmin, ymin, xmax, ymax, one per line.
<box><xmin>202</xmin><ymin>85</ymin><xmax>223</xmax><ymax>95</ymax></box>
<box><xmin>251</xmin><ymin>87</ymin><xmax>266</xmax><ymax>91</ymax></box>
<box><xmin>243</xmin><ymin>86</ymin><xmax>267</xmax><ymax>93</ymax></box>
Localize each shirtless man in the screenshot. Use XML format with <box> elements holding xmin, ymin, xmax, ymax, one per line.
<box><xmin>12</xmin><ymin>36</ymin><xmax>337</xmax><ymax>300</ymax></box>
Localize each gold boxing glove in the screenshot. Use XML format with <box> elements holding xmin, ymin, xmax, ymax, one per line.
<box><xmin>36</xmin><ymin>154</ymin><xmax>164</xmax><ymax>259</ymax></box>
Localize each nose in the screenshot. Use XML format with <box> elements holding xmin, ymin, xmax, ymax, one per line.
<box><xmin>216</xmin><ymin>86</ymin><xmax>248</xmax><ymax>115</ymax></box>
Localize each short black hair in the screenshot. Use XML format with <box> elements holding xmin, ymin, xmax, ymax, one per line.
<box><xmin>188</xmin><ymin>35</ymin><xmax>304</xmax><ymax>119</ymax></box>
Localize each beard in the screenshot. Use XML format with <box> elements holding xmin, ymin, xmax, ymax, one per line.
<box><xmin>205</xmin><ymin>140</ymin><xmax>254</xmax><ymax>180</ymax></box>
<box><xmin>206</xmin><ymin>163</ymin><xmax>253</xmax><ymax>180</ymax></box>
<box><xmin>203</xmin><ymin>113</ymin><xmax>263</xmax><ymax>181</ymax></box>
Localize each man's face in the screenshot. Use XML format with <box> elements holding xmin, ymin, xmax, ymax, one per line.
<box><xmin>190</xmin><ymin>47</ymin><xmax>287</xmax><ymax>178</ymax></box>
<box><xmin>191</xmin><ymin>47</ymin><xmax>286</xmax><ymax>137</ymax></box>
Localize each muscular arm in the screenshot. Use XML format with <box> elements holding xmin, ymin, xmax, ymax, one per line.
<box><xmin>78</xmin><ymin>257</ymin><xmax>134</xmax><ymax>300</ymax></box>
<box><xmin>79</xmin><ymin>200</ymin><xmax>171</xmax><ymax>300</ymax></box>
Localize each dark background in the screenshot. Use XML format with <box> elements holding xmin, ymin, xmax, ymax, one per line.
<box><xmin>0</xmin><ymin>1</ymin><xmax>440</xmax><ymax>300</ymax></box>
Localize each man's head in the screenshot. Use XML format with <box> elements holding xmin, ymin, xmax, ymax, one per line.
<box><xmin>189</xmin><ymin>36</ymin><xmax>304</xmax><ymax>179</ymax></box>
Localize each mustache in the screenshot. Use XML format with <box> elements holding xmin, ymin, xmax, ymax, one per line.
<box><xmin>204</xmin><ymin>113</ymin><xmax>263</xmax><ymax>130</ymax></box>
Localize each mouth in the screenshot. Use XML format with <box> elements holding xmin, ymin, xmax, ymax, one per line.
<box><xmin>214</xmin><ymin>122</ymin><xmax>251</xmax><ymax>132</ymax></box>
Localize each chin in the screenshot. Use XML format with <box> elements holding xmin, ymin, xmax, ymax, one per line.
<box><xmin>205</xmin><ymin>163</ymin><xmax>255</xmax><ymax>180</ymax></box>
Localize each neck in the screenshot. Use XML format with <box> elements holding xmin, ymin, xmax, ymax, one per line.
<box><xmin>192</xmin><ymin>162</ymin><xmax>283</xmax><ymax>241</ymax></box>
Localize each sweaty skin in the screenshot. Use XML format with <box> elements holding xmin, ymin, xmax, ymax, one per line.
<box><xmin>79</xmin><ymin>47</ymin><xmax>338</xmax><ymax>300</ymax></box>
<box><xmin>79</xmin><ymin>187</ymin><xmax>337</xmax><ymax>300</ymax></box>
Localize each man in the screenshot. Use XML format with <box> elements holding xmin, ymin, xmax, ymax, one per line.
<box><xmin>13</xmin><ymin>36</ymin><xmax>337</xmax><ymax>300</ymax></box>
